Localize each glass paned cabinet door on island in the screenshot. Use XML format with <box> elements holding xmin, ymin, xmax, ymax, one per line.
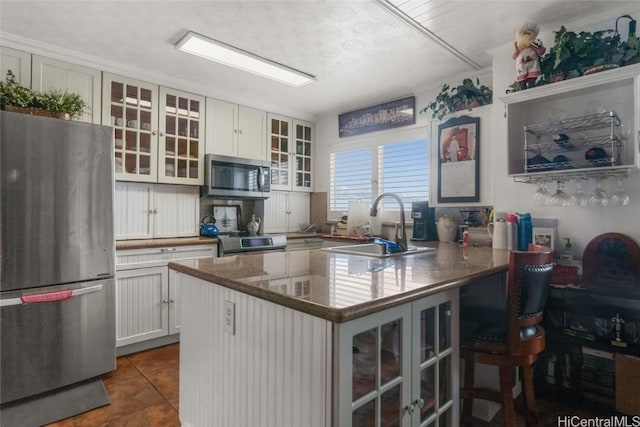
<box><xmin>337</xmin><ymin>304</ymin><xmax>412</xmax><ymax>427</ymax></box>
<box><xmin>352</xmin><ymin>319</ymin><xmax>407</xmax><ymax>427</ymax></box>
<box><xmin>109</xmin><ymin>79</ymin><xmax>157</xmax><ymax>182</ymax></box>
<box><xmin>414</xmin><ymin>298</ymin><xmax>456</xmax><ymax>427</ymax></box>
<box><xmin>158</xmin><ymin>88</ymin><xmax>203</xmax><ymax>185</ymax></box>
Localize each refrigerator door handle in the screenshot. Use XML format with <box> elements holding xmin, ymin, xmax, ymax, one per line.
<box><xmin>0</xmin><ymin>284</ymin><xmax>104</xmax><ymax>307</ymax></box>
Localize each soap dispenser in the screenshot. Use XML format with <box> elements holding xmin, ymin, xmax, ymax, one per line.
<box><xmin>560</xmin><ymin>238</ymin><xmax>574</xmax><ymax>260</ymax></box>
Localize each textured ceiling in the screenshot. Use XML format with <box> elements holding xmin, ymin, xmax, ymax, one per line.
<box><xmin>1</xmin><ymin>1</ymin><xmax>639</xmax><ymax>119</ymax></box>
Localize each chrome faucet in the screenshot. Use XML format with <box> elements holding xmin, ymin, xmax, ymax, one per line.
<box><xmin>370</xmin><ymin>192</ymin><xmax>407</xmax><ymax>252</ymax></box>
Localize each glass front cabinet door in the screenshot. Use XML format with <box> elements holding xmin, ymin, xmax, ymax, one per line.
<box><xmin>335</xmin><ymin>289</ymin><xmax>458</xmax><ymax>427</ymax></box>
<box><xmin>293</xmin><ymin>119</ymin><xmax>313</xmax><ymax>191</ymax></box>
<box><xmin>103</xmin><ymin>74</ymin><xmax>205</xmax><ymax>185</ymax></box>
<box><xmin>268</xmin><ymin>114</ymin><xmax>314</xmax><ymax>192</ymax></box>
<box><xmin>158</xmin><ymin>87</ymin><xmax>204</xmax><ymax>185</ymax></box>
<box><xmin>104</xmin><ymin>74</ymin><xmax>158</xmax><ymax>183</ymax></box>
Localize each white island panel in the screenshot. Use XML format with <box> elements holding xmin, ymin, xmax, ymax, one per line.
<box><xmin>178</xmin><ymin>273</ymin><xmax>332</xmax><ymax>427</ymax></box>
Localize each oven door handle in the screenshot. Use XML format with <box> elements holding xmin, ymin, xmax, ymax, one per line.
<box><xmin>1</xmin><ymin>284</ymin><xmax>104</xmax><ymax>307</ymax></box>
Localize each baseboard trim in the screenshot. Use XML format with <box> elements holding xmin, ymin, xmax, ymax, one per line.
<box><xmin>116</xmin><ymin>334</ymin><xmax>180</xmax><ymax>357</ymax></box>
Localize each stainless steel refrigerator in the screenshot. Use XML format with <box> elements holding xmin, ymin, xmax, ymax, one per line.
<box><xmin>0</xmin><ymin>111</ymin><xmax>116</xmax><ymax>414</ymax></box>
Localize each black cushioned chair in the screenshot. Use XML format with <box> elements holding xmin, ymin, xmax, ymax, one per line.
<box><xmin>460</xmin><ymin>250</ymin><xmax>554</xmax><ymax>426</ymax></box>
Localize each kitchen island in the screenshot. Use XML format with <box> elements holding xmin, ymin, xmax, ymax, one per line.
<box><xmin>169</xmin><ymin>243</ymin><xmax>509</xmax><ymax>427</ymax></box>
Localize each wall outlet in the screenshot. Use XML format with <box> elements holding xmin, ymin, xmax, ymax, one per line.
<box><xmin>224</xmin><ymin>300</ymin><xmax>235</xmax><ymax>335</ymax></box>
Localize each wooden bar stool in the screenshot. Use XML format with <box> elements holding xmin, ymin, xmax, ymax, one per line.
<box><xmin>460</xmin><ymin>250</ymin><xmax>554</xmax><ymax>426</ymax></box>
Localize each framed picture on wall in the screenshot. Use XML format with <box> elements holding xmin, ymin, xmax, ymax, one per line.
<box><xmin>532</xmin><ymin>226</ymin><xmax>556</xmax><ymax>252</ymax></box>
<box><xmin>437</xmin><ymin>115</ymin><xmax>480</xmax><ymax>203</ymax></box>
<box><xmin>212</xmin><ymin>205</ymin><xmax>241</xmax><ymax>233</ymax></box>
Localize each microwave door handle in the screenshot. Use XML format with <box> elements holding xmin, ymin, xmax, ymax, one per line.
<box><xmin>257</xmin><ymin>167</ymin><xmax>265</xmax><ymax>191</ymax></box>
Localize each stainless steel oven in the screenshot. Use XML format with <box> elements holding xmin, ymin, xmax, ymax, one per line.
<box><xmin>218</xmin><ymin>235</ymin><xmax>287</xmax><ymax>256</ymax></box>
<box><xmin>204</xmin><ymin>154</ymin><xmax>270</xmax><ymax>199</ymax></box>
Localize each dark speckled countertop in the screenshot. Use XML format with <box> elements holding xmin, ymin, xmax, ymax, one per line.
<box><xmin>169</xmin><ymin>242</ymin><xmax>509</xmax><ymax>323</ymax></box>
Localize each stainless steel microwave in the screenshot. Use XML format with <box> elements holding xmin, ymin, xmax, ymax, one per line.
<box><xmin>203</xmin><ymin>154</ymin><xmax>271</xmax><ymax>199</ymax></box>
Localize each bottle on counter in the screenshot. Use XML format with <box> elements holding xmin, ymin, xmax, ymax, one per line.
<box><xmin>517</xmin><ymin>212</ymin><xmax>532</xmax><ymax>251</ymax></box>
<box><xmin>560</xmin><ymin>238</ymin><xmax>574</xmax><ymax>260</ymax></box>
<box><xmin>506</xmin><ymin>214</ymin><xmax>518</xmax><ymax>251</ymax></box>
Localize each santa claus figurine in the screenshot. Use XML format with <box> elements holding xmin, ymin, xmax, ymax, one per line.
<box><xmin>513</xmin><ymin>23</ymin><xmax>546</xmax><ymax>89</ymax></box>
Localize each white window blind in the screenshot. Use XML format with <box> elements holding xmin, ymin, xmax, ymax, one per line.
<box><xmin>330</xmin><ymin>147</ymin><xmax>372</xmax><ymax>212</ymax></box>
<box><xmin>330</xmin><ymin>137</ymin><xmax>429</xmax><ymax>215</ymax></box>
<box><xmin>379</xmin><ymin>139</ymin><xmax>429</xmax><ymax>207</ymax></box>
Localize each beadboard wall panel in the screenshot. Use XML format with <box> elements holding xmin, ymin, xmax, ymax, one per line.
<box><xmin>179</xmin><ymin>273</ymin><xmax>331</xmax><ymax>427</ymax></box>
<box><xmin>153</xmin><ymin>184</ymin><xmax>199</xmax><ymax>238</ymax></box>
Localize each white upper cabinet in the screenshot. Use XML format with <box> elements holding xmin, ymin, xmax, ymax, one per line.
<box><xmin>268</xmin><ymin>113</ymin><xmax>314</xmax><ymax>192</ymax></box>
<box><xmin>263</xmin><ymin>190</ymin><xmax>310</xmax><ymax>233</ymax></box>
<box><xmin>32</xmin><ymin>55</ymin><xmax>101</xmax><ymax>123</ymax></box>
<box><xmin>114</xmin><ymin>182</ymin><xmax>199</xmax><ymax>240</ymax></box>
<box><xmin>205</xmin><ymin>98</ymin><xmax>267</xmax><ymax>161</ymax></box>
<box><xmin>0</xmin><ymin>46</ymin><xmax>30</xmax><ymax>86</ymax></box>
<box><xmin>103</xmin><ymin>73</ymin><xmax>205</xmax><ymax>185</ymax></box>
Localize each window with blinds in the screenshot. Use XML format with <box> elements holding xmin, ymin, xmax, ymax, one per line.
<box><xmin>329</xmin><ymin>138</ymin><xmax>429</xmax><ymax>216</ymax></box>
<box><xmin>330</xmin><ymin>147</ymin><xmax>372</xmax><ymax>213</ymax></box>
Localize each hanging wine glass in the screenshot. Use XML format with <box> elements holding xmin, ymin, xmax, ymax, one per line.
<box><xmin>549</xmin><ymin>181</ymin><xmax>570</xmax><ymax>206</ymax></box>
<box><xmin>611</xmin><ymin>177</ymin><xmax>630</xmax><ymax>206</ymax></box>
<box><xmin>568</xmin><ymin>181</ymin><xmax>588</xmax><ymax>207</ymax></box>
<box><xmin>588</xmin><ymin>178</ymin><xmax>609</xmax><ymax>207</ymax></box>
<box><xmin>534</xmin><ymin>181</ymin><xmax>551</xmax><ymax>206</ymax></box>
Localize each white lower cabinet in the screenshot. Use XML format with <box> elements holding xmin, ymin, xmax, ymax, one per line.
<box><xmin>263</xmin><ymin>190</ymin><xmax>310</xmax><ymax>233</ymax></box>
<box><xmin>335</xmin><ymin>289</ymin><xmax>459</xmax><ymax>427</ymax></box>
<box><xmin>115</xmin><ymin>244</ymin><xmax>216</xmax><ymax>347</ymax></box>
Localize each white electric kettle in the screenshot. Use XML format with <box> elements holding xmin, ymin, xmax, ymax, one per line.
<box><xmin>436</xmin><ymin>215</ymin><xmax>457</xmax><ymax>242</ymax></box>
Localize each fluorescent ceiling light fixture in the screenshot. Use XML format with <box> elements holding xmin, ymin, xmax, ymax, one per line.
<box><xmin>176</xmin><ymin>31</ymin><xmax>316</xmax><ymax>87</ymax></box>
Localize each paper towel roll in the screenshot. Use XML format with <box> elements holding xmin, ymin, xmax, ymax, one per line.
<box><xmin>347</xmin><ymin>201</ymin><xmax>370</xmax><ymax>236</ymax></box>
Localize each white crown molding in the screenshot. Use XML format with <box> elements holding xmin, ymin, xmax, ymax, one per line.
<box><xmin>0</xmin><ymin>32</ymin><xmax>316</xmax><ymax>122</ymax></box>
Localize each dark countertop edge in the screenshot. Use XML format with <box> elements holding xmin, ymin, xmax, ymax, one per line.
<box><xmin>169</xmin><ymin>262</ymin><xmax>507</xmax><ymax>324</ymax></box>
<box><xmin>116</xmin><ymin>233</ymin><xmax>368</xmax><ymax>250</ymax></box>
<box><xmin>116</xmin><ymin>237</ymin><xmax>218</xmax><ymax>250</ymax></box>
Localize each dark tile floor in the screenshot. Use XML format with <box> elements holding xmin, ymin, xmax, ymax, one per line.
<box><xmin>47</xmin><ymin>343</ymin><xmax>618</xmax><ymax>427</ymax></box>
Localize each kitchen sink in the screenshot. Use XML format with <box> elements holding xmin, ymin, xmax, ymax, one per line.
<box><xmin>321</xmin><ymin>243</ymin><xmax>435</xmax><ymax>258</ymax></box>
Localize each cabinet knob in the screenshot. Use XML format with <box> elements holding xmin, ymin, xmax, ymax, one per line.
<box><xmin>159</xmin><ymin>131</ymin><xmax>165</xmax><ymax>137</ymax></box>
<box><xmin>162</xmin><ymin>299</ymin><xmax>169</xmax><ymax>304</ymax></box>
<box><xmin>238</xmin><ymin>129</ymin><xmax>242</xmax><ymax>134</ymax></box>
<box><xmin>170</xmin><ymin>298</ymin><xmax>176</xmax><ymax>303</ymax></box>
<box><xmin>152</xmin><ymin>131</ymin><xmax>157</xmax><ymax>136</ymax></box>
<box><xmin>149</xmin><ymin>208</ymin><xmax>159</xmax><ymax>214</ymax></box>
<box><xmin>414</xmin><ymin>398</ymin><xmax>425</xmax><ymax>408</ymax></box>
<box><xmin>404</xmin><ymin>403</ymin><xmax>415</xmax><ymax>415</ymax></box>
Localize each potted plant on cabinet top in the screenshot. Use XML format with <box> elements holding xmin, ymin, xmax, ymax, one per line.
<box><xmin>0</xmin><ymin>70</ymin><xmax>87</xmax><ymax>119</ymax></box>
<box><xmin>421</xmin><ymin>77</ymin><xmax>493</xmax><ymax>121</ymax></box>
<box><xmin>508</xmin><ymin>23</ymin><xmax>639</xmax><ymax>92</ymax></box>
